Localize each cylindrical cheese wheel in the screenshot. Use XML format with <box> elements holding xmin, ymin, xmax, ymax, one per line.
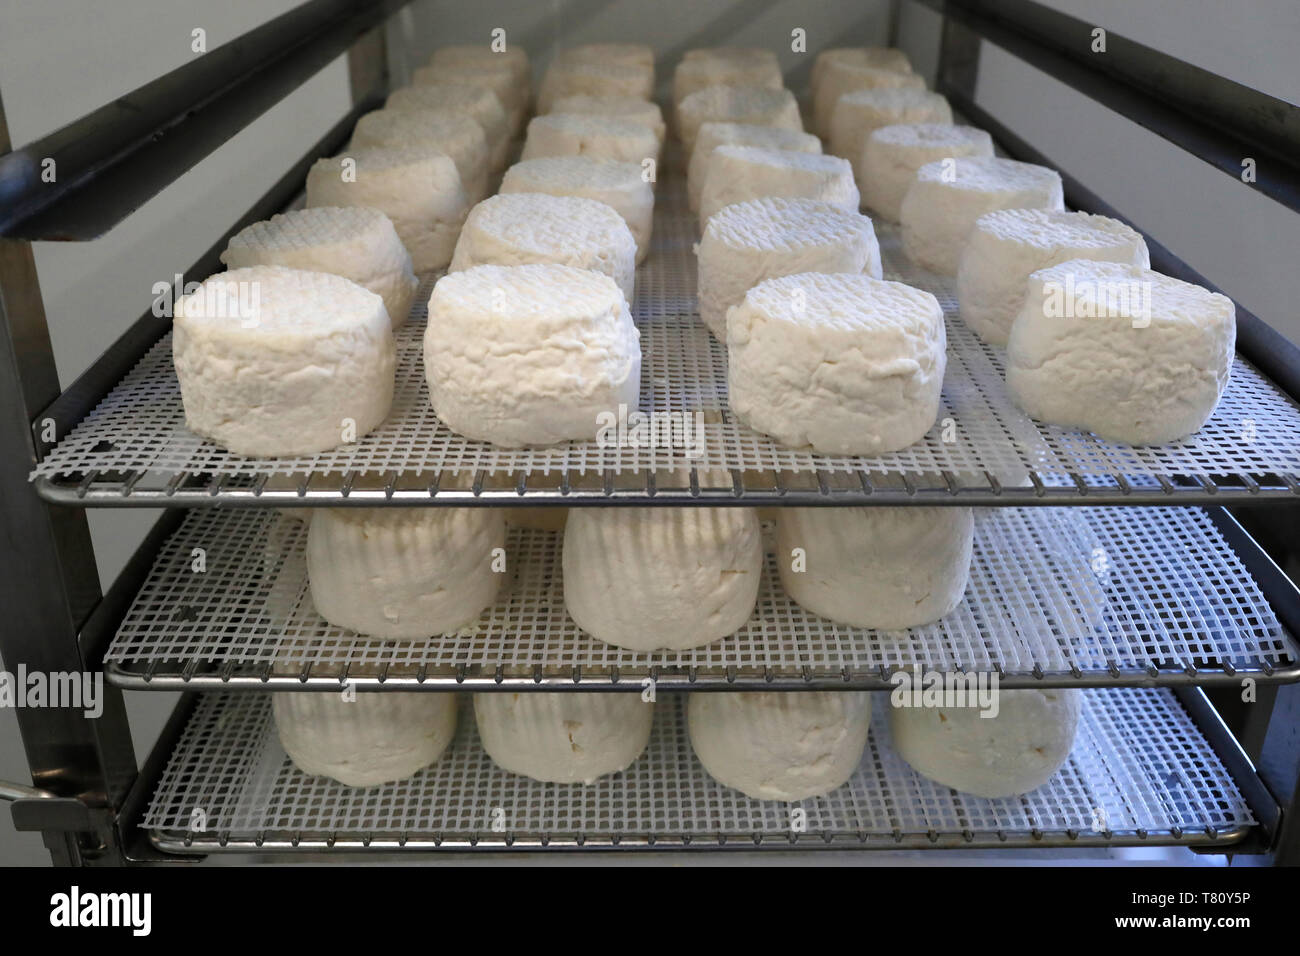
<box><xmin>699</xmin><ymin>145</ymin><xmax>858</xmax><ymax>225</ymax></box>
<box><xmin>727</xmin><ymin>272</ymin><xmax>945</xmax><ymax>455</ymax></box>
<box><xmin>828</xmin><ymin>87</ymin><xmax>952</xmax><ymax>185</ymax></box>
<box><xmin>900</xmin><ymin>156</ymin><xmax>1064</xmax><ymax>275</ymax></box>
<box><xmin>274</xmin><ymin>691</ymin><xmax>458</xmax><ymax>788</ymax></box>
<box><xmin>860</xmin><ymin>123</ymin><xmax>994</xmax><ymax>223</ymax></box>
<box><xmin>774</xmin><ymin>507</ymin><xmax>974</xmax><ymax>629</ymax></box>
<box><xmin>677</xmin><ymin>84</ymin><xmax>802</xmax><ymax>158</ymax></box>
<box><xmin>474</xmin><ymin>692</ymin><xmax>653</xmax><ymax>783</ymax></box>
<box><xmin>306</xmin><ymin>507</ymin><xmax>505</xmax><ymax>639</ymax></box>
<box><xmin>425</xmin><ymin>263</ymin><xmax>641</xmax><ymax>447</ymax></box>
<box><xmin>697</xmin><ymin>196</ymin><xmax>881</xmax><ymax>340</ymax></box>
<box><xmin>351</xmin><ymin>107</ymin><xmax>491</xmax><ymax>202</ymax></box>
<box><xmin>562</xmin><ymin>507</ymin><xmax>762</xmax><ymax>650</ymax></box>
<box><xmin>221</xmin><ymin>206</ymin><xmax>418</xmax><ymax>328</ymax></box>
<box><xmin>890</xmin><ymin>688</ymin><xmax>1080</xmax><ymax>798</ymax></box>
<box><xmin>687</xmin><ymin>121</ymin><xmax>821</xmax><ymax>214</ymax></box>
<box><xmin>689</xmin><ymin>691</ymin><xmax>871</xmax><ymax>801</ymax></box>
<box><xmin>172</xmin><ymin>266</ymin><xmax>394</xmax><ymax>457</ymax></box>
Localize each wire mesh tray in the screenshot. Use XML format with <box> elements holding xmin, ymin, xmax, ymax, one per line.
<box><xmin>104</xmin><ymin>505</ymin><xmax>1296</xmax><ymax>690</ymax></box>
<box><xmin>142</xmin><ymin>689</ymin><xmax>1255</xmax><ymax>852</ymax></box>
<box><xmin>31</xmin><ymin>178</ymin><xmax>1300</xmax><ymax>506</ymax></box>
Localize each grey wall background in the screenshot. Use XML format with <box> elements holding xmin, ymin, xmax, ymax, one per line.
<box><xmin>0</xmin><ymin>0</ymin><xmax>1296</xmax><ymax>865</ymax></box>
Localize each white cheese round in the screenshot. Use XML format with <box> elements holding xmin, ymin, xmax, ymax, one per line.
<box><xmin>521</xmin><ymin>113</ymin><xmax>660</xmax><ymax>168</ymax></box>
<box><xmin>412</xmin><ymin>61</ymin><xmax>527</xmax><ymax>134</ymax></box>
<box><xmin>306</xmin><ymin>507</ymin><xmax>505</xmax><ymax>639</ymax></box>
<box><xmin>273</xmin><ymin>691</ymin><xmax>457</xmax><ymax>788</ymax></box>
<box><xmin>500</xmin><ymin>157</ymin><xmax>654</xmax><ymax>265</ymax></box>
<box><xmin>727</xmin><ymin>272</ymin><xmax>945</xmax><ymax>455</ymax></box>
<box><xmin>813</xmin><ymin>60</ymin><xmax>926</xmax><ymax>139</ymax></box>
<box><xmin>811</xmin><ymin>47</ymin><xmax>913</xmax><ymax>102</ymax></box>
<box><xmin>958</xmin><ymin>208</ymin><xmax>1151</xmax><ymax>345</ymax></box>
<box><xmin>828</xmin><ymin>88</ymin><xmax>953</xmax><ymax>185</ymax></box>
<box><xmin>860</xmin><ymin>123</ymin><xmax>994</xmax><ymax>223</ymax></box>
<box><xmin>221</xmin><ymin>206</ymin><xmax>417</xmax><ymax>329</ymax></box>
<box><xmin>474</xmin><ymin>692</ymin><xmax>654</xmax><ymax>783</ymax></box>
<box><xmin>450</xmin><ymin>192</ymin><xmax>637</xmax><ymax>302</ymax></box>
<box><xmin>429</xmin><ymin>43</ymin><xmax>530</xmax><ymax>86</ymax></box>
<box><xmin>562</xmin><ymin>507</ymin><xmax>762</xmax><ymax>651</ymax></box>
<box><xmin>425</xmin><ymin>263</ymin><xmax>641</xmax><ymax>447</ymax></box>
<box><xmin>688</xmin><ymin>691</ymin><xmax>871</xmax><ymax>801</ymax></box>
<box><xmin>687</xmin><ymin>122</ymin><xmax>821</xmax><ymax>214</ymax></box>
<box><xmin>774</xmin><ymin>507</ymin><xmax>973</xmax><ymax>628</ymax></box>
<box><xmin>677</xmin><ymin>85</ymin><xmax>802</xmax><ymax>158</ymax></box>
<box><xmin>305</xmin><ymin>146</ymin><xmax>470</xmax><ymax>272</ymax></box>
<box><xmin>697</xmin><ymin>196</ymin><xmax>882</xmax><ymax>340</ymax></box>
<box><xmin>537</xmin><ymin>59</ymin><xmax>654</xmax><ymax>113</ymax></box>
<box><xmin>172</xmin><ymin>265</ymin><xmax>394</xmax><ymax>458</ymax></box>
<box><xmin>900</xmin><ymin>156</ymin><xmax>1064</xmax><ymax>275</ymax></box>
<box><xmin>672</xmin><ymin>51</ymin><xmax>784</xmax><ymax>113</ymax></box>
<box><xmin>549</xmin><ymin>94</ymin><xmax>665</xmax><ymax>150</ymax></box>
<box><xmin>698</xmin><ymin>145</ymin><xmax>859</xmax><ymax>225</ymax></box>
<box><xmin>351</xmin><ymin>107</ymin><xmax>491</xmax><ymax>202</ymax></box>
<box><xmin>890</xmin><ymin>688</ymin><xmax>1080</xmax><ymax>798</ymax></box>
<box><xmin>1006</xmin><ymin>260</ymin><xmax>1236</xmax><ymax>444</ymax></box>
<box><xmin>386</xmin><ymin>83</ymin><xmax>511</xmax><ymax>169</ymax></box>
<box><xmin>559</xmin><ymin>43</ymin><xmax>654</xmax><ymax>70</ymax></box>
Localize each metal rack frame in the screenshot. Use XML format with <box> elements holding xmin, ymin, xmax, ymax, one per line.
<box><xmin>2</xmin><ymin>0</ymin><xmax>1299</xmax><ymax>865</ymax></box>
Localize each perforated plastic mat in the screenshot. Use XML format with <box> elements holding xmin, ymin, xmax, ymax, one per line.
<box><xmin>142</xmin><ymin>689</ymin><xmax>1254</xmax><ymax>851</ymax></box>
<box><xmin>104</xmin><ymin>505</ymin><xmax>1294</xmax><ymax>689</ymax></box>
<box><xmin>31</xmin><ymin>178</ymin><xmax>1300</xmax><ymax>501</ymax></box>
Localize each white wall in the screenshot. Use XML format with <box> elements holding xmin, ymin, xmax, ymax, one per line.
<box><xmin>0</xmin><ymin>0</ymin><xmax>353</xmax><ymax>865</ymax></box>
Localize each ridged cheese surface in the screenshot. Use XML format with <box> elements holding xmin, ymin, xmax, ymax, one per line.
<box><xmin>861</xmin><ymin>123</ymin><xmax>994</xmax><ymax>222</ymax></box>
<box><xmin>727</xmin><ymin>272</ymin><xmax>945</xmax><ymax>455</ymax></box>
<box><xmin>221</xmin><ymin>206</ymin><xmax>417</xmax><ymax>328</ymax></box>
<box><xmin>688</xmin><ymin>692</ymin><xmax>872</xmax><ymax>801</ymax></box>
<box><xmin>450</xmin><ymin>192</ymin><xmax>637</xmax><ymax>301</ymax></box>
<box><xmin>698</xmin><ymin>145</ymin><xmax>858</xmax><ymax>224</ymax></box>
<box><xmin>172</xmin><ymin>265</ymin><xmax>394</xmax><ymax>457</ymax></box>
<box><xmin>425</xmin><ymin>263</ymin><xmax>641</xmax><ymax>447</ymax></box>
<box><xmin>351</xmin><ymin>108</ymin><xmax>491</xmax><ymax>201</ymax></box>
<box><xmin>474</xmin><ymin>692</ymin><xmax>654</xmax><ymax>784</ymax></box>
<box><xmin>900</xmin><ymin>156</ymin><xmax>1064</xmax><ymax>275</ymax></box>
<box><xmin>687</xmin><ymin>122</ymin><xmax>821</xmax><ymax>214</ymax></box>
<box><xmin>811</xmin><ymin>47</ymin><xmax>913</xmax><ymax>101</ymax></box>
<box><xmin>958</xmin><ymin>208</ymin><xmax>1150</xmax><ymax>345</ymax></box>
<box><xmin>537</xmin><ymin>59</ymin><xmax>654</xmax><ymax>113</ymax></box>
<box><xmin>411</xmin><ymin>61</ymin><xmax>526</xmax><ymax>131</ymax></box>
<box><xmin>521</xmin><ymin>113</ymin><xmax>660</xmax><ymax>167</ymax></box>
<box><xmin>305</xmin><ymin>146</ymin><xmax>469</xmax><ymax>272</ymax></box>
<box><xmin>697</xmin><ymin>197</ymin><xmax>882</xmax><ymax>339</ymax></box>
<box><xmin>828</xmin><ymin>87</ymin><xmax>953</xmax><ymax>183</ymax></box>
<box><xmin>500</xmin><ymin>157</ymin><xmax>655</xmax><ymax>264</ymax></box>
<box><xmin>306</xmin><ymin>507</ymin><xmax>506</xmax><ymax>638</ymax></box>
<box><xmin>891</xmin><ymin>689</ymin><xmax>1080</xmax><ymax>798</ymax></box>
<box><xmin>677</xmin><ymin>85</ymin><xmax>802</xmax><ymax>156</ymax></box>
<box><xmin>672</xmin><ymin>51</ymin><xmax>783</xmax><ymax>109</ymax></box>
<box><xmin>1006</xmin><ymin>260</ymin><xmax>1236</xmax><ymax>444</ymax></box>
<box><xmin>549</xmin><ymin>95</ymin><xmax>665</xmax><ymax>146</ymax></box>
<box><xmin>813</xmin><ymin>60</ymin><xmax>926</xmax><ymax>138</ymax></box>
<box><xmin>775</xmin><ymin>507</ymin><xmax>974</xmax><ymax>629</ymax></box>
<box><xmin>562</xmin><ymin>507</ymin><xmax>762</xmax><ymax>650</ymax></box>
<box><xmin>385</xmin><ymin>83</ymin><xmax>511</xmax><ymax>168</ymax></box>
<box><xmin>274</xmin><ymin>691</ymin><xmax>457</xmax><ymax>788</ymax></box>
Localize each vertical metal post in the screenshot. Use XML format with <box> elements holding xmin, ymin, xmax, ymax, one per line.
<box><xmin>0</xmin><ymin>90</ymin><xmax>137</xmax><ymax>865</ymax></box>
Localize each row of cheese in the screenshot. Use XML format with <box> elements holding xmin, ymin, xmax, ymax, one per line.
<box><xmin>295</xmin><ymin>506</ymin><xmax>972</xmax><ymax>650</ymax></box>
<box><xmin>272</xmin><ymin>685</ymin><xmax>1080</xmax><ymax>802</ymax></box>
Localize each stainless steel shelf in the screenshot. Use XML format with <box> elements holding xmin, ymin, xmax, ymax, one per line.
<box><xmin>30</xmin><ymin>181</ymin><xmax>1300</xmax><ymax>508</ymax></box>
<box><xmin>141</xmin><ymin>688</ymin><xmax>1255</xmax><ymax>853</ymax></box>
<box><xmin>103</xmin><ymin>504</ymin><xmax>1298</xmax><ymax>691</ymax></box>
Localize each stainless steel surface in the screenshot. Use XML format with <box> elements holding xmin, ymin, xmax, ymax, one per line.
<box><xmin>0</xmin><ymin>781</ymin><xmax>56</xmax><ymax>801</ymax></box>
